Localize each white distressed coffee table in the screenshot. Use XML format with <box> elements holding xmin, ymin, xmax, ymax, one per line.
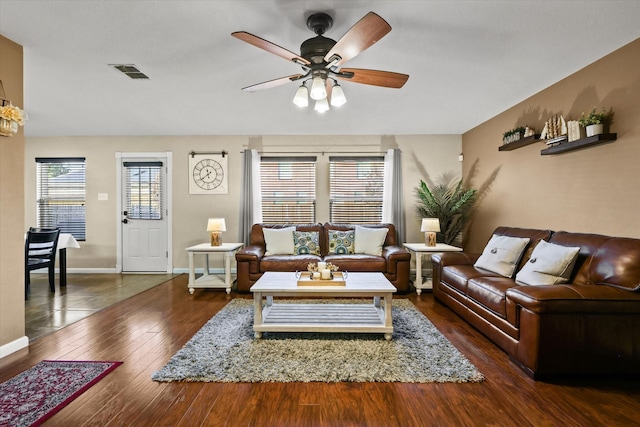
<box><xmin>250</xmin><ymin>272</ymin><xmax>397</xmax><ymax>340</ymax></box>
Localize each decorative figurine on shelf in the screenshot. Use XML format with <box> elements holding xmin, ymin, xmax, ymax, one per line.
<box><xmin>540</xmin><ymin>114</ymin><xmax>567</xmax><ymax>141</ymax></box>
<box><xmin>523</xmin><ymin>126</ymin><xmax>536</xmax><ymax>137</ymax></box>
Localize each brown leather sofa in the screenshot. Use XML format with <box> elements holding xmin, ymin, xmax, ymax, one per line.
<box><xmin>236</xmin><ymin>223</ymin><xmax>411</xmax><ymax>293</ymax></box>
<box><xmin>432</xmin><ymin>226</ymin><xmax>640</xmax><ymax>378</ymax></box>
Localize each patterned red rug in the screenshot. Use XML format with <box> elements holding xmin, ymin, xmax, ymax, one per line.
<box><xmin>0</xmin><ymin>360</ymin><xmax>122</xmax><ymax>427</ymax></box>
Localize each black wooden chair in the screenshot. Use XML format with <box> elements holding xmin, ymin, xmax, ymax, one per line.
<box><xmin>25</xmin><ymin>227</ymin><xmax>60</xmax><ymax>299</ymax></box>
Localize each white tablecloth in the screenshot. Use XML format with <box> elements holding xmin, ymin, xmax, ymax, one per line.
<box><xmin>58</xmin><ymin>233</ymin><xmax>81</xmax><ymax>250</ymax></box>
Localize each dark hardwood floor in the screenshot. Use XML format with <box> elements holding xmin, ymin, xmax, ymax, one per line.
<box><xmin>25</xmin><ymin>273</ymin><xmax>177</xmax><ymax>340</ymax></box>
<box><xmin>2</xmin><ymin>274</ymin><xmax>639</xmax><ymax>426</ymax></box>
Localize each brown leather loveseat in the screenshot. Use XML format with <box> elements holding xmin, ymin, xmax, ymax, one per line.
<box><xmin>236</xmin><ymin>223</ymin><xmax>411</xmax><ymax>293</ymax></box>
<box><xmin>432</xmin><ymin>226</ymin><xmax>640</xmax><ymax>378</ymax></box>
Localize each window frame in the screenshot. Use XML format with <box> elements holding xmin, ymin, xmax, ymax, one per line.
<box><xmin>329</xmin><ymin>156</ymin><xmax>385</xmax><ymax>224</ymax></box>
<box><xmin>260</xmin><ymin>156</ymin><xmax>317</xmax><ymax>224</ymax></box>
<box><xmin>36</xmin><ymin>157</ymin><xmax>87</xmax><ymax>241</ymax></box>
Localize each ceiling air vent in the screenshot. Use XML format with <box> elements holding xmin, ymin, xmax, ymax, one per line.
<box><xmin>110</xmin><ymin>64</ymin><xmax>150</xmax><ymax>79</ymax></box>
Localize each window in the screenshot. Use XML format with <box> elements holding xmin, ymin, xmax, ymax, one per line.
<box><xmin>260</xmin><ymin>157</ymin><xmax>316</xmax><ymax>223</ymax></box>
<box><xmin>329</xmin><ymin>156</ymin><xmax>384</xmax><ymax>224</ymax></box>
<box><xmin>123</xmin><ymin>161</ymin><xmax>164</xmax><ymax>220</ymax></box>
<box><xmin>36</xmin><ymin>157</ymin><xmax>86</xmax><ymax>240</ymax></box>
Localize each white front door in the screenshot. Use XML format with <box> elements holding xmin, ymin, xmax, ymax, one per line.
<box><xmin>121</xmin><ymin>158</ymin><xmax>168</xmax><ymax>272</ymax></box>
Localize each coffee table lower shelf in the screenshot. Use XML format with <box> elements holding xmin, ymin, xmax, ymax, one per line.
<box><xmin>254</xmin><ymin>302</ymin><xmax>393</xmax><ymax>340</ymax></box>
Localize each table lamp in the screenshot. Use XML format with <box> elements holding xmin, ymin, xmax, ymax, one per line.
<box><xmin>421</xmin><ymin>218</ymin><xmax>440</xmax><ymax>247</ymax></box>
<box><xmin>207</xmin><ymin>218</ymin><xmax>226</xmax><ymax>246</ymax></box>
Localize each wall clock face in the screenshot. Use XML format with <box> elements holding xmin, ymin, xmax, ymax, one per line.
<box><xmin>189</xmin><ymin>154</ymin><xmax>228</xmax><ymax>194</ymax></box>
<box><xmin>193</xmin><ymin>159</ymin><xmax>224</xmax><ymax>190</ymax></box>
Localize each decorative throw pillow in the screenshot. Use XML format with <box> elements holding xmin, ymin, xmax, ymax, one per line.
<box><xmin>293</xmin><ymin>231</ymin><xmax>320</xmax><ymax>255</ymax></box>
<box><xmin>328</xmin><ymin>229</ymin><xmax>355</xmax><ymax>255</ymax></box>
<box><xmin>354</xmin><ymin>226</ymin><xmax>388</xmax><ymax>256</ymax></box>
<box><xmin>515</xmin><ymin>240</ymin><xmax>581</xmax><ymax>286</ymax></box>
<box><xmin>474</xmin><ymin>234</ymin><xmax>530</xmax><ymax>278</ymax></box>
<box><xmin>263</xmin><ymin>226</ymin><xmax>295</xmax><ymax>255</ymax></box>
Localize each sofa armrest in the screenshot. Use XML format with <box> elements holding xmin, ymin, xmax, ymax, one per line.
<box><xmin>236</xmin><ymin>245</ymin><xmax>264</xmax><ymax>269</ymax></box>
<box><xmin>431</xmin><ymin>252</ymin><xmax>480</xmax><ymax>267</ymax></box>
<box><xmin>382</xmin><ymin>245</ymin><xmax>411</xmax><ymax>274</ymax></box>
<box><xmin>236</xmin><ymin>244</ymin><xmax>265</xmax><ymax>259</ymax></box>
<box><xmin>506</xmin><ymin>284</ymin><xmax>640</xmax><ymax>315</ymax></box>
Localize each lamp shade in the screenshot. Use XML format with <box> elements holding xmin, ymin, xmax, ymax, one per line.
<box><xmin>207</xmin><ymin>218</ymin><xmax>226</xmax><ymax>232</ymax></box>
<box><xmin>310</xmin><ymin>75</ymin><xmax>327</xmax><ymax>101</ymax></box>
<box><xmin>314</xmin><ymin>97</ymin><xmax>330</xmax><ymax>113</ymax></box>
<box><xmin>421</xmin><ymin>218</ymin><xmax>440</xmax><ymax>232</ymax></box>
<box><xmin>330</xmin><ymin>84</ymin><xmax>347</xmax><ymax>107</ymax></box>
<box><xmin>292</xmin><ymin>84</ymin><xmax>309</xmax><ymax>107</ymax></box>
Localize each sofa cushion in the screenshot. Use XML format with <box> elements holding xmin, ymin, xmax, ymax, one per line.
<box><xmin>328</xmin><ymin>229</ymin><xmax>355</xmax><ymax>254</ymax></box>
<box><xmin>440</xmin><ymin>264</ymin><xmax>495</xmax><ymax>295</ymax></box>
<box><xmin>474</xmin><ymin>235</ymin><xmax>530</xmax><ymax>278</ymax></box>
<box><xmin>260</xmin><ymin>255</ymin><xmax>321</xmax><ymax>272</ymax></box>
<box><xmin>324</xmin><ymin>254</ymin><xmax>386</xmax><ymax>272</ymax></box>
<box><xmin>293</xmin><ymin>231</ymin><xmax>320</xmax><ymax>255</ymax></box>
<box><xmin>515</xmin><ymin>240</ymin><xmax>580</xmax><ymax>286</ymax></box>
<box><xmin>354</xmin><ymin>226</ymin><xmax>388</xmax><ymax>256</ymax></box>
<box><xmin>467</xmin><ymin>276</ymin><xmax>517</xmax><ymax>319</ymax></box>
<box><xmin>263</xmin><ymin>226</ymin><xmax>295</xmax><ymax>255</ymax></box>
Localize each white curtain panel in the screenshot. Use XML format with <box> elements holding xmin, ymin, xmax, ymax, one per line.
<box><xmin>382</xmin><ymin>148</ymin><xmax>405</xmax><ymax>244</ymax></box>
<box><xmin>239</xmin><ymin>149</ymin><xmax>263</xmax><ymax>245</ymax></box>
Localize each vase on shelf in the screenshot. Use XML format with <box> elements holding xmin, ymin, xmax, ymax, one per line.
<box><xmin>585</xmin><ymin>124</ymin><xmax>604</xmax><ymax>137</ymax></box>
<box><xmin>0</xmin><ymin>118</ymin><xmax>18</xmax><ymax>136</ymax></box>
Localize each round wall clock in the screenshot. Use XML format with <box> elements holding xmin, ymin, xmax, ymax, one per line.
<box><xmin>189</xmin><ymin>153</ymin><xmax>228</xmax><ymax>194</ymax></box>
<box><xmin>193</xmin><ymin>158</ymin><xmax>224</xmax><ymax>190</ymax></box>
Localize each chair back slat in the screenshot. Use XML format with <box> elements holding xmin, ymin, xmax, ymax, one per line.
<box><xmin>25</xmin><ymin>228</ymin><xmax>60</xmax><ymax>259</ymax></box>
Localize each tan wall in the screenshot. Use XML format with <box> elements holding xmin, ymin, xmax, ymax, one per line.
<box><xmin>25</xmin><ymin>135</ymin><xmax>462</xmax><ymax>270</ymax></box>
<box><xmin>0</xmin><ymin>35</ymin><xmax>25</xmax><ymax>352</ymax></box>
<box><xmin>462</xmin><ymin>37</ymin><xmax>640</xmax><ymax>252</ymax></box>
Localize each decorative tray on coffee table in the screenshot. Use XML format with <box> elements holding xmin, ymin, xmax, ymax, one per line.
<box><xmin>296</xmin><ymin>271</ymin><xmax>348</xmax><ymax>286</ymax></box>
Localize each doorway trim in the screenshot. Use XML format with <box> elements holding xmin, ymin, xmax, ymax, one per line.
<box><xmin>115</xmin><ymin>151</ymin><xmax>173</xmax><ymax>273</ymax></box>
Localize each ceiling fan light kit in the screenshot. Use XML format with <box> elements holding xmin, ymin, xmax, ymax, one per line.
<box><xmin>293</xmin><ymin>85</ymin><xmax>309</xmax><ymax>107</ymax></box>
<box><xmin>310</xmin><ymin>75</ymin><xmax>327</xmax><ymax>100</ymax></box>
<box><xmin>315</xmin><ymin>97</ymin><xmax>330</xmax><ymax>113</ymax></box>
<box><xmin>232</xmin><ymin>11</ymin><xmax>409</xmax><ymax>113</ymax></box>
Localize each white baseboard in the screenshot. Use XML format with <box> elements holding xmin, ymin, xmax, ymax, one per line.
<box><xmin>67</xmin><ymin>268</ymin><xmax>119</xmax><ymax>273</ymax></box>
<box><xmin>30</xmin><ymin>267</ymin><xmax>119</xmax><ymax>274</ymax></box>
<box><xmin>172</xmin><ymin>268</ymin><xmax>237</xmax><ymax>274</ymax></box>
<box><xmin>0</xmin><ymin>335</ymin><xmax>29</xmax><ymax>359</ymax></box>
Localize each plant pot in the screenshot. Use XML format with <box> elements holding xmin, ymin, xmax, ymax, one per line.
<box><xmin>585</xmin><ymin>124</ymin><xmax>603</xmax><ymax>137</ymax></box>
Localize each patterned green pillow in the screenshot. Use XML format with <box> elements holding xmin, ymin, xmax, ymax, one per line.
<box><xmin>328</xmin><ymin>229</ymin><xmax>355</xmax><ymax>255</ymax></box>
<box><xmin>293</xmin><ymin>231</ymin><xmax>320</xmax><ymax>255</ymax></box>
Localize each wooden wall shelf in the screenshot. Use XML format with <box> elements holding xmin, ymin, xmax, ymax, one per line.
<box><xmin>540</xmin><ymin>133</ymin><xmax>617</xmax><ymax>155</ymax></box>
<box><xmin>498</xmin><ymin>134</ymin><xmax>541</xmax><ymax>151</ymax></box>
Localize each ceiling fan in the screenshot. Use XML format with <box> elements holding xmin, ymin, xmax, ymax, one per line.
<box><xmin>231</xmin><ymin>11</ymin><xmax>409</xmax><ymax>111</ymax></box>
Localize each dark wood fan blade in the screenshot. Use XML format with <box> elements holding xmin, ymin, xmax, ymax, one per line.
<box><xmin>232</xmin><ymin>31</ymin><xmax>311</xmax><ymax>66</ymax></box>
<box><xmin>241</xmin><ymin>74</ymin><xmax>305</xmax><ymax>92</ymax></box>
<box><xmin>336</xmin><ymin>68</ymin><xmax>409</xmax><ymax>88</ymax></box>
<box><xmin>323</xmin><ymin>12</ymin><xmax>391</xmax><ymax>67</ymax></box>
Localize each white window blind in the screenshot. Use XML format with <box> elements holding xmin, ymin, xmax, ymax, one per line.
<box><xmin>260</xmin><ymin>157</ymin><xmax>316</xmax><ymax>223</ymax></box>
<box><xmin>329</xmin><ymin>156</ymin><xmax>384</xmax><ymax>224</ymax></box>
<box><xmin>36</xmin><ymin>157</ymin><xmax>86</xmax><ymax>240</ymax></box>
<box><xmin>123</xmin><ymin>161</ymin><xmax>164</xmax><ymax>220</ymax></box>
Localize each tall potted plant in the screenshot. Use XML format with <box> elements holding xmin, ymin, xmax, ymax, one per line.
<box><xmin>415</xmin><ymin>176</ymin><xmax>477</xmax><ymax>246</ymax></box>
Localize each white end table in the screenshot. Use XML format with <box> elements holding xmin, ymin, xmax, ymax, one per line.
<box><xmin>186</xmin><ymin>242</ymin><xmax>243</xmax><ymax>294</ymax></box>
<box><xmin>403</xmin><ymin>243</ymin><xmax>462</xmax><ymax>295</ymax></box>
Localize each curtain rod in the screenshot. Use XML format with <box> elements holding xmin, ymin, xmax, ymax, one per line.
<box><xmin>190</xmin><ymin>150</ymin><xmax>227</xmax><ymax>158</ymax></box>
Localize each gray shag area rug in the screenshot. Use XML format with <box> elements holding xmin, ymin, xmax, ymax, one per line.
<box><xmin>152</xmin><ymin>298</ymin><xmax>484</xmax><ymax>383</ymax></box>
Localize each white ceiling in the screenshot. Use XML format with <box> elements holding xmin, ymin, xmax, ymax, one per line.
<box><xmin>1</xmin><ymin>0</ymin><xmax>640</xmax><ymax>137</ymax></box>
